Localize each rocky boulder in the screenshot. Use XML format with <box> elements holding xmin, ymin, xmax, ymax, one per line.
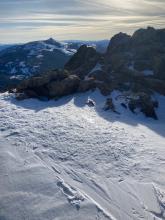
<box><xmin>17</xmin><ymin>69</ymin><xmax>69</xmax><ymax>92</ymax></box>
<box><xmin>16</xmin><ymin>69</ymin><xmax>81</xmax><ymax>99</ymax></box>
<box><xmin>78</xmin><ymin>77</ymin><xmax>96</xmax><ymax>93</ymax></box>
<box><xmin>86</xmin><ymin>99</ymin><xmax>95</xmax><ymax>107</ymax></box>
<box><xmin>47</xmin><ymin>75</ymin><xmax>80</xmax><ymax>98</ymax></box>
<box><xmin>103</xmin><ymin>98</ymin><xmax>116</xmax><ymax>112</ymax></box>
<box><xmin>65</xmin><ymin>45</ymin><xmax>101</xmax><ymax>78</ymax></box>
<box><xmin>128</xmin><ymin>93</ymin><xmax>158</xmax><ymax>119</ymax></box>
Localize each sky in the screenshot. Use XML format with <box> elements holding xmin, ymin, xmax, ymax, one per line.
<box><xmin>0</xmin><ymin>0</ymin><xmax>165</xmax><ymax>43</ymax></box>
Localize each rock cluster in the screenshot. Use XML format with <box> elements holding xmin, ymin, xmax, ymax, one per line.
<box><xmin>128</xmin><ymin>93</ymin><xmax>158</xmax><ymax>119</ymax></box>
<box><xmin>16</xmin><ymin>69</ymin><xmax>96</xmax><ymax>100</ymax></box>
<box><xmin>105</xmin><ymin>27</ymin><xmax>165</xmax><ymax>81</ymax></box>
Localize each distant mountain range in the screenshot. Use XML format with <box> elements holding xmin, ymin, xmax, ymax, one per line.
<box><xmin>0</xmin><ymin>39</ymin><xmax>109</xmax><ymax>91</ymax></box>
<box><xmin>0</xmin><ymin>44</ymin><xmax>16</xmax><ymax>51</ymax></box>
<box><xmin>65</xmin><ymin>40</ymin><xmax>109</xmax><ymax>53</ymax></box>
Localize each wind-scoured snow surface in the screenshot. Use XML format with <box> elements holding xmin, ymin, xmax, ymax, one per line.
<box><xmin>0</xmin><ymin>91</ymin><xmax>165</xmax><ymax>220</ymax></box>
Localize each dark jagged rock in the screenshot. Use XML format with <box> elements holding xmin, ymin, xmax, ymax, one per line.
<box><xmin>103</xmin><ymin>98</ymin><xmax>116</xmax><ymax>112</ymax></box>
<box><xmin>17</xmin><ymin>69</ymin><xmax>69</xmax><ymax>92</ymax></box>
<box><xmin>86</xmin><ymin>99</ymin><xmax>95</xmax><ymax>107</ymax></box>
<box><xmin>16</xmin><ymin>69</ymin><xmax>80</xmax><ymax>99</ymax></box>
<box><xmin>107</xmin><ymin>32</ymin><xmax>131</xmax><ymax>53</ymax></box>
<box><xmin>105</xmin><ymin>27</ymin><xmax>165</xmax><ymax>80</ymax></box>
<box><xmin>132</xmin><ymin>27</ymin><xmax>163</xmax><ymax>45</ymax></box>
<box><xmin>128</xmin><ymin>93</ymin><xmax>158</xmax><ymax>120</ymax></box>
<box><xmin>121</xmin><ymin>103</ymin><xmax>127</xmax><ymax>109</ymax></box>
<box><xmin>47</xmin><ymin>75</ymin><xmax>80</xmax><ymax>98</ymax></box>
<box><xmin>65</xmin><ymin>45</ymin><xmax>101</xmax><ymax>78</ymax></box>
<box><xmin>105</xmin><ymin>32</ymin><xmax>131</xmax><ymax>72</ymax></box>
<box><xmin>78</xmin><ymin>77</ymin><xmax>96</xmax><ymax>93</ymax></box>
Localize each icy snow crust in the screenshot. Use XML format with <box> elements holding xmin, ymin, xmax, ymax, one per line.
<box><xmin>0</xmin><ymin>91</ymin><xmax>165</xmax><ymax>220</ymax></box>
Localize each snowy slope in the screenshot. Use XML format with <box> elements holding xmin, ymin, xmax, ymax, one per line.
<box><xmin>0</xmin><ymin>91</ymin><xmax>165</xmax><ymax>220</ymax></box>
<box><xmin>0</xmin><ymin>39</ymin><xmax>76</xmax><ymax>91</ymax></box>
<box><xmin>0</xmin><ymin>38</ymin><xmax>75</xmax><ymax>77</ymax></box>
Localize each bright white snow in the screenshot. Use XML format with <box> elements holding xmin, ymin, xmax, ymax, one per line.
<box><xmin>25</xmin><ymin>40</ymin><xmax>75</xmax><ymax>57</ymax></box>
<box><xmin>0</xmin><ymin>91</ymin><xmax>165</xmax><ymax>220</ymax></box>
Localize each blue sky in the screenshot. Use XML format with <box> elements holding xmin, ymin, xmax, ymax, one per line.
<box><xmin>0</xmin><ymin>0</ymin><xmax>165</xmax><ymax>43</ymax></box>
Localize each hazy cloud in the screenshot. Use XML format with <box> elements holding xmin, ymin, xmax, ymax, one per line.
<box><xmin>0</xmin><ymin>0</ymin><xmax>165</xmax><ymax>43</ymax></box>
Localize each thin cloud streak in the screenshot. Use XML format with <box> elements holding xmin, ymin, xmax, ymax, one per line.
<box><xmin>0</xmin><ymin>0</ymin><xmax>165</xmax><ymax>43</ymax></box>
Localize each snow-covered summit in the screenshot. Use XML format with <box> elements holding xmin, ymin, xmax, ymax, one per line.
<box><xmin>22</xmin><ymin>38</ymin><xmax>76</xmax><ymax>55</ymax></box>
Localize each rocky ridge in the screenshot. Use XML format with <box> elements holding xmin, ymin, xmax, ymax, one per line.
<box><xmin>15</xmin><ymin>27</ymin><xmax>165</xmax><ymax>119</ymax></box>
<box><xmin>0</xmin><ymin>39</ymin><xmax>109</xmax><ymax>92</ymax></box>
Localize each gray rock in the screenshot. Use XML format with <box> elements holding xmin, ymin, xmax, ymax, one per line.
<box><xmin>78</xmin><ymin>78</ymin><xmax>96</xmax><ymax>93</ymax></box>
<box><xmin>65</xmin><ymin>45</ymin><xmax>101</xmax><ymax>78</ymax></box>
<box><xmin>128</xmin><ymin>93</ymin><xmax>158</xmax><ymax>120</ymax></box>
<box><xmin>47</xmin><ymin>75</ymin><xmax>80</xmax><ymax>98</ymax></box>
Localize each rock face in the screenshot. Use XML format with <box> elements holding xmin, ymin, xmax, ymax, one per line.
<box><xmin>16</xmin><ymin>71</ymin><xmax>98</xmax><ymax>100</ymax></box>
<box><xmin>16</xmin><ymin>70</ymin><xmax>81</xmax><ymax>99</ymax></box>
<box><xmin>78</xmin><ymin>78</ymin><xmax>96</xmax><ymax>93</ymax></box>
<box><xmin>17</xmin><ymin>70</ymin><xmax>68</xmax><ymax>91</ymax></box>
<box><xmin>65</xmin><ymin>45</ymin><xmax>101</xmax><ymax>78</ymax></box>
<box><xmin>107</xmin><ymin>32</ymin><xmax>131</xmax><ymax>54</ymax></box>
<box><xmin>105</xmin><ymin>27</ymin><xmax>165</xmax><ymax>81</ymax></box>
<box><xmin>47</xmin><ymin>75</ymin><xmax>80</xmax><ymax>98</ymax></box>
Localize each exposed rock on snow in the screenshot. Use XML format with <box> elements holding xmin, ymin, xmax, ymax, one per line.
<box><xmin>104</xmin><ymin>98</ymin><xmax>116</xmax><ymax>112</ymax></box>
<box><xmin>128</xmin><ymin>92</ymin><xmax>158</xmax><ymax>119</ymax></box>
<box><xmin>86</xmin><ymin>98</ymin><xmax>95</xmax><ymax>107</ymax></box>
